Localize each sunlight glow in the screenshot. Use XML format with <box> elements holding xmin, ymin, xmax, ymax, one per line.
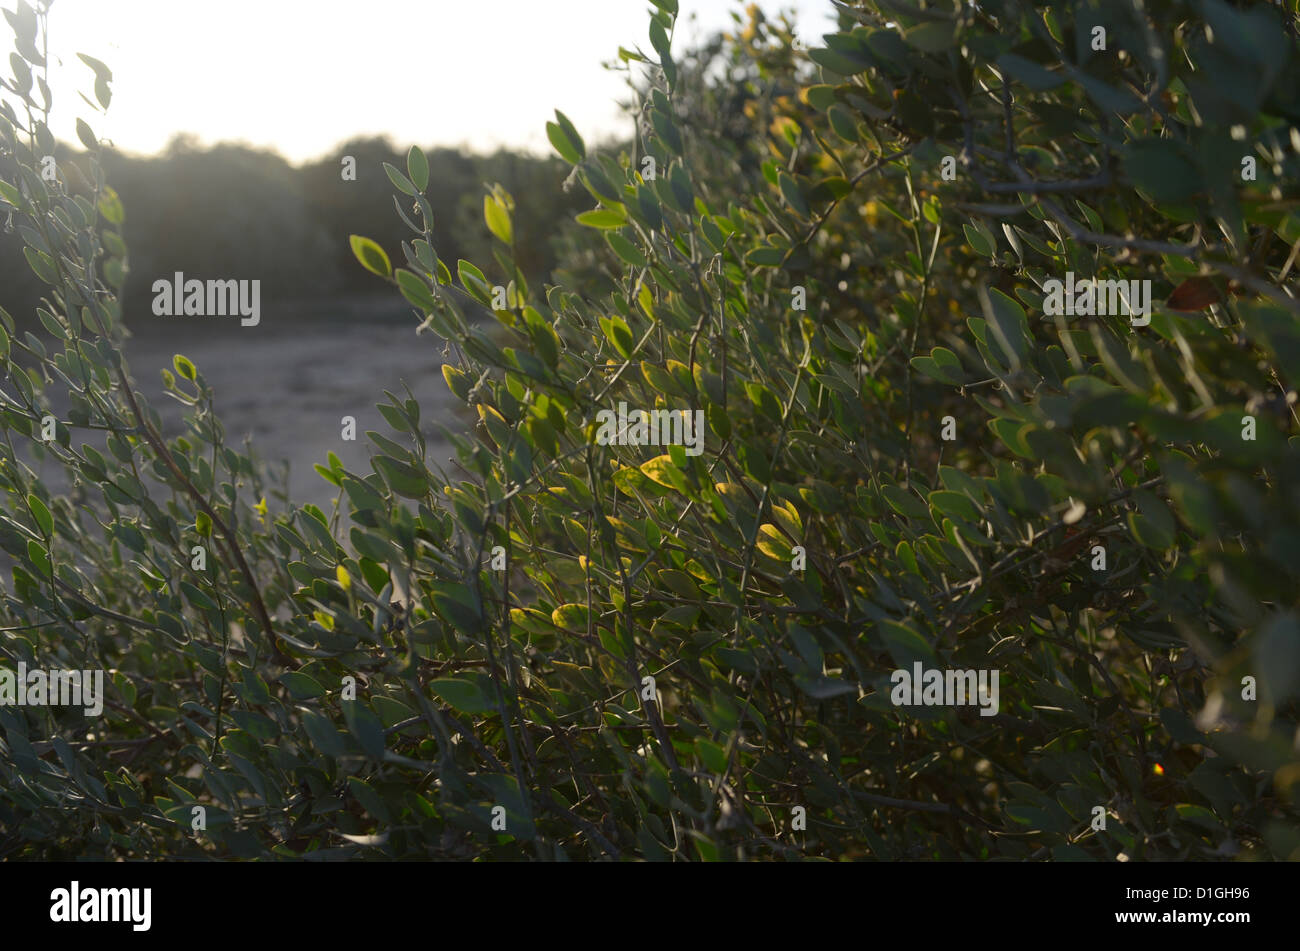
<box><xmin>3</xmin><ymin>0</ymin><xmax>835</xmax><ymax>162</ymax></box>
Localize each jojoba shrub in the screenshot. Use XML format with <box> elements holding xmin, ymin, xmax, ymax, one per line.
<box><xmin>1</xmin><ymin>0</ymin><xmax>1298</xmax><ymax>860</ymax></box>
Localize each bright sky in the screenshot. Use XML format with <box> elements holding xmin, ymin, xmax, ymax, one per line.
<box><xmin>3</xmin><ymin>0</ymin><xmax>836</xmax><ymax>164</ymax></box>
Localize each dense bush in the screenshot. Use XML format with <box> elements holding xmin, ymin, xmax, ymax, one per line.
<box><xmin>1</xmin><ymin>0</ymin><xmax>1299</xmax><ymax>860</ymax></box>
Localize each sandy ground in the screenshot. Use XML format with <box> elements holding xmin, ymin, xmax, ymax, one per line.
<box><xmin>27</xmin><ymin>296</ymin><xmax>467</xmax><ymax>513</ymax></box>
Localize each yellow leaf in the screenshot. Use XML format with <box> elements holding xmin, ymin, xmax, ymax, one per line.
<box><xmin>484</xmin><ymin>195</ymin><xmax>513</xmax><ymax>244</ymax></box>
<box><xmin>638</xmin><ymin>283</ymin><xmax>655</xmax><ymax>321</ymax></box>
<box><xmin>640</xmin><ymin>454</ymin><xmax>687</xmax><ymax>491</ymax></box>
<box><xmin>755</xmin><ymin>523</ymin><xmax>791</xmax><ymax>560</ymax></box>
<box><xmin>551</xmin><ymin>603</ymin><xmax>591</xmax><ymax>630</ymax></box>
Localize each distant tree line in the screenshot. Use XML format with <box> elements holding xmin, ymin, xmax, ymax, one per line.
<box><xmin>0</xmin><ymin>134</ymin><xmax>596</xmax><ymax>328</ymax></box>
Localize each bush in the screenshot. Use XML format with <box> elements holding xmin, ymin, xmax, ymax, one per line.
<box><xmin>1</xmin><ymin>0</ymin><xmax>1298</xmax><ymax>860</ymax></box>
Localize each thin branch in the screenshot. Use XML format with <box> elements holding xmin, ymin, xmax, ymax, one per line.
<box><xmin>779</xmin><ymin>144</ymin><xmax>918</xmax><ymax>267</ymax></box>
<box><xmin>111</xmin><ymin>360</ymin><xmax>294</xmax><ymax>667</ymax></box>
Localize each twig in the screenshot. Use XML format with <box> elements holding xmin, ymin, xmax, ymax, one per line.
<box><xmin>111</xmin><ymin>360</ymin><xmax>294</xmax><ymax>667</ymax></box>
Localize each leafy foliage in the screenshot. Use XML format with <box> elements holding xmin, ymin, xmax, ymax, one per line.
<box><xmin>1</xmin><ymin>0</ymin><xmax>1299</xmax><ymax>861</ymax></box>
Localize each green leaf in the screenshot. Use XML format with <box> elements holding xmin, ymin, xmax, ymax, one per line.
<box><xmin>903</xmin><ymin>21</ymin><xmax>957</xmax><ymax>52</ymax></box>
<box><xmin>795</xmin><ymin>675</ymin><xmax>858</xmax><ymax>699</ymax></box>
<box><xmin>606</xmin><ymin>232</ymin><xmax>648</xmax><ymax>267</ymax></box>
<box><xmin>778</xmin><ymin>172</ymin><xmax>809</xmax><ymax>217</ymax></box>
<box><xmin>372</xmin><ymin>455</ymin><xmax>427</xmax><ymax>499</ymax></box>
<box><xmin>930</xmin><ymin>346</ymin><xmax>965</xmax><ymax>381</ymax></box>
<box><xmin>546</xmin><ymin>110</ymin><xmax>585</xmax><ymax>164</ymax></box>
<box><xmin>429</xmin><ymin>677</ymin><xmax>495</xmax><ymax>714</ymax></box>
<box><xmin>98</xmin><ymin>187</ymin><xmax>124</xmax><ymax>225</ymax></box>
<box><xmin>649</xmin><ymin>18</ymin><xmax>672</xmax><ymax>61</ymax></box>
<box><xmin>75</xmin><ymin>118</ymin><xmax>97</xmax><ymax>151</ymax></box>
<box><xmin>826</xmin><ymin>104</ymin><xmax>861</xmax><ymax>141</ymax></box>
<box><xmin>430</xmin><ymin>582</ymin><xmax>483</xmax><ymax>633</ymax></box>
<box><xmin>342</xmin><ymin>475</ymin><xmax>386</xmax><ymax>514</ymax></box>
<box><xmin>377</xmin><ymin>402</ymin><xmax>411</xmax><ymax>434</ymax></box>
<box><xmin>745</xmin><ymin>381</ymin><xmax>782</xmax><ymax>422</ymax></box>
<box><xmin>928</xmin><ymin>489</ymin><xmax>981</xmax><ymax>524</ymax></box>
<box><xmin>76</xmin><ymin>52</ymin><xmax>112</xmax><ymax>83</ymax></box>
<box><xmin>406</xmin><ymin>145</ymin><xmax>429</xmax><ymax>192</ymax></box>
<box><xmin>172</xmin><ymin>353</ymin><xmax>196</xmax><ymax>381</ymax></box>
<box><xmin>911</xmin><ymin>346</ymin><xmax>965</xmax><ymax>385</ymax></box>
<box><xmin>910</xmin><ymin>356</ymin><xmax>946</xmax><ymax>384</ymax></box>
<box><xmin>279</xmin><ymin>671</ymin><xmax>326</xmax><ymax>699</ymax></box>
<box><xmin>347</xmin><ymin>776</ymin><xmax>391</xmax><ymax>822</ymax></box>
<box><xmin>457</xmin><ymin>259</ymin><xmax>491</xmax><ymax>300</ymax></box>
<box><xmin>997</xmin><ymin>53</ymin><xmax>1063</xmax><ymax>91</ymax></box>
<box><xmin>114</xmin><ymin>521</ymin><xmax>146</xmax><ymax>552</ymax></box>
<box><xmin>576</xmin><ymin>209</ymin><xmax>627</xmax><ymax>229</ymax></box>
<box><xmin>989</xmin><ymin>418</ymin><xmax>1035</xmax><ymax>459</ymax></box>
<box><xmin>634</xmin><ymin>185</ymin><xmax>663</xmax><ymax>230</ymax></box>
<box><xmin>983</xmin><ymin>287</ymin><xmax>1029</xmax><ymax>368</ymax></box>
<box><xmin>23</xmin><ymin>247</ymin><xmax>56</xmax><ymax>284</ymax></box>
<box><xmin>301</xmin><ymin>710</ymin><xmax>348</xmax><ymax>757</ymax></box>
<box><xmin>26</xmin><ymin>539</ymin><xmax>50</xmax><ymax>576</ymax></box>
<box><xmin>803</xmin><ymin>84</ymin><xmax>837</xmax><ymax>111</ymax></box>
<box><xmin>809</xmin><ymin>47</ymin><xmax>869</xmax><ymax>76</ymax></box>
<box><xmin>383</xmin><ymin>162</ymin><xmax>418</xmax><ymax>196</ymax></box>
<box><xmin>963</xmin><ymin>223</ymin><xmax>996</xmax><ymax>257</ymax></box>
<box><xmin>600</xmin><ymin>315</ymin><xmax>634</xmax><ymax>358</ymax></box>
<box><xmin>1122</xmin><ymin>139</ymin><xmax>1202</xmax><ymax>204</ymax></box>
<box><xmin>343</xmin><ymin>702</ymin><xmax>387</xmax><ymax>760</ymax></box>
<box><xmin>650</xmin><ymin>109</ymin><xmax>683</xmax><ymax>155</ymax></box>
<box><xmin>1073</xmin><ymin>70</ymin><xmax>1141</xmax><ymax>116</ymax></box>
<box><xmin>349</xmin><ymin>235</ymin><xmax>391</xmax><ymax>278</ymax></box>
<box><xmin>881</xmin><ymin>484</ymin><xmax>930</xmax><ymax>520</ymax></box>
<box><xmin>395</xmin><ymin>269</ymin><xmax>436</xmax><ymax>311</ymax></box>
<box><xmin>807</xmin><ymin>176</ymin><xmax>852</xmax><ymax>202</ymax></box>
<box><xmin>1128</xmin><ymin>489</ymin><xmax>1176</xmax><ymax>549</ymax></box>
<box><xmin>27</xmin><ymin>494</ymin><xmax>51</xmax><ymax>536</ymax></box>
<box><xmin>1254</xmin><ymin>613</ymin><xmax>1300</xmax><ymax>704</ymax></box>
<box><xmin>745</xmin><ymin>247</ymin><xmax>785</xmax><ymax>267</ymax></box>
<box><xmin>878</xmin><ymin>618</ymin><xmax>937</xmax><ymax>668</ymax></box>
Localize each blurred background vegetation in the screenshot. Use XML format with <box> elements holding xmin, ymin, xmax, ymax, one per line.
<box><xmin>1</xmin><ymin>134</ymin><xmax>595</xmax><ymax>326</ymax></box>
